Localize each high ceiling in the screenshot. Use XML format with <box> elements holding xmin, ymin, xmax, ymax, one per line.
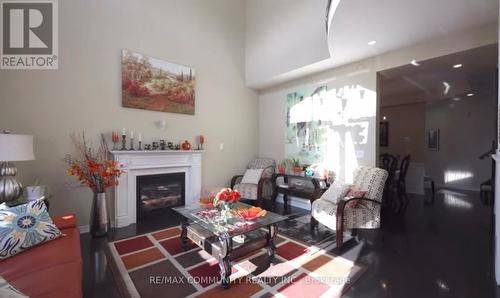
<box><xmin>328</xmin><ymin>0</ymin><xmax>498</xmax><ymax>70</ymax></box>
<box><xmin>250</xmin><ymin>0</ymin><xmax>498</xmax><ymax>90</ymax></box>
<box><xmin>378</xmin><ymin>44</ymin><xmax>498</xmax><ymax>107</ymax></box>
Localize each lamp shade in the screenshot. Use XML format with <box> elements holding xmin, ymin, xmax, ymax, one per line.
<box><xmin>0</xmin><ymin>134</ymin><xmax>35</xmax><ymax>161</ymax></box>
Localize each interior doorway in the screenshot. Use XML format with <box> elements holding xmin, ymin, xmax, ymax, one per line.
<box><xmin>376</xmin><ymin>44</ymin><xmax>498</xmax><ymax>208</ymax></box>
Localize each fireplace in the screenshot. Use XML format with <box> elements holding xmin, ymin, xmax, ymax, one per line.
<box><xmin>136</xmin><ymin>173</ymin><xmax>185</xmax><ymax>219</ymax></box>
<box><xmin>111</xmin><ymin>150</ymin><xmax>202</xmax><ymax>227</ymax></box>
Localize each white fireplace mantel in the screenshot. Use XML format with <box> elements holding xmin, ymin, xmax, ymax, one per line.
<box><xmin>110</xmin><ymin>150</ymin><xmax>204</xmax><ymax>228</ymax></box>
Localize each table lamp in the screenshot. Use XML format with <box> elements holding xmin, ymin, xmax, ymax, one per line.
<box><xmin>0</xmin><ymin>133</ymin><xmax>35</xmax><ymax>202</ymax></box>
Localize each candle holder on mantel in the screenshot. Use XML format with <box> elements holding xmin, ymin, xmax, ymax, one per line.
<box><xmin>121</xmin><ymin>135</ymin><xmax>127</xmax><ymax>151</ymax></box>
<box><xmin>129</xmin><ymin>138</ymin><xmax>135</xmax><ymax>151</ymax></box>
<box><xmin>138</xmin><ymin>141</ymin><xmax>142</xmax><ymax>150</ymax></box>
<box><xmin>111</xmin><ymin>132</ymin><xmax>119</xmax><ymax>151</ymax></box>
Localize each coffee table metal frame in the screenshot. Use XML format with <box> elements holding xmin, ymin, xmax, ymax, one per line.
<box><xmin>173</xmin><ymin>202</ymin><xmax>286</xmax><ymax>288</ymax></box>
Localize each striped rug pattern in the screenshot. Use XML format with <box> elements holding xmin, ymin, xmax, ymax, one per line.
<box><xmin>106</xmin><ymin>226</ymin><xmax>366</xmax><ymax>298</ymax></box>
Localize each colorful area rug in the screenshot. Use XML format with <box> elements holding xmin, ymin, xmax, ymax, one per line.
<box><xmin>106</xmin><ymin>226</ymin><xmax>366</xmax><ymax>298</ymax></box>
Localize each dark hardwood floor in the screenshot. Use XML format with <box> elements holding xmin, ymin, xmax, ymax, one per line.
<box><xmin>81</xmin><ymin>189</ymin><xmax>500</xmax><ymax>298</ymax></box>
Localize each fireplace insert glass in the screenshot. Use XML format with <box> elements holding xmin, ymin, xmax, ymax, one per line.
<box><xmin>136</xmin><ymin>173</ymin><xmax>185</xmax><ymax>219</ymax></box>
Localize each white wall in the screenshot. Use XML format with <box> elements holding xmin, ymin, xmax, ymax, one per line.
<box><xmin>245</xmin><ymin>0</ymin><xmax>330</xmax><ymax>89</ymax></box>
<box><xmin>259</xmin><ymin>25</ymin><xmax>497</xmax><ymax>187</ymax></box>
<box><xmin>425</xmin><ymin>95</ymin><xmax>497</xmax><ymax>191</ymax></box>
<box><xmin>380</xmin><ymin>103</ymin><xmax>426</xmax><ymax>162</ymax></box>
<box><xmin>0</xmin><ymin>0</ymin><xmax>259</xmax><ymax>226</ymax></box>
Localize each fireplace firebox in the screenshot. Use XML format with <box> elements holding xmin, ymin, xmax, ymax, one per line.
<box><xmin>136</xmin><ymin>173</ymin><xmax>185</xmax><ymax>219</ymax></box>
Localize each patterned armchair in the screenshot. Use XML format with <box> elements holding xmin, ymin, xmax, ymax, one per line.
<box><xmin>231</xmin><ymin>158</ymin><xmax>276</xmax><ymax>206</ymax></box>
<box><xmin>311</xmin><ymin>166</ymin><xmax>388</xmax><ymax>248</ymax></box>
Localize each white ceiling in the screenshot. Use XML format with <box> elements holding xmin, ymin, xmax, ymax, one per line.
<box><xmin>328</xmin><ymin>0</ymin><xmax>498</xmax><ymax>71</ymax></box>
<box><xmin>250</xmin><ymin>0</ymin><xmax>498</xmax><ymax>90</ymax></box>
<box><xmin>379</xmin><ymin>44</ymin><xmax>498</xmax><ymax>107</ymax></box>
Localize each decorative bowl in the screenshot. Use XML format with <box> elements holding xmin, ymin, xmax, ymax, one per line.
<box><xmin>199</xmin><ymin>197</ymin><xmax>214</xmax><ymax>207</ymax></box>
<box><xmin>234</xmin><ymin>207</ymin><xmax>267</xmax><ymax>221</ymax></box>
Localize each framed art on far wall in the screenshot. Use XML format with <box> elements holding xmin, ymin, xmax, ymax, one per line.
<box><xmin>379</xmin><ymin>122</ymin><xmax>389</xmax><ymax>147</ymax></box>
<box><xmin>121</xmin><ymin>50</ymin><xmax>195</xmax><ymax>115</ymax></box>
<box><xmin>427</xmin><ymin>129</ymin><xmax>440</xmax><ymax>151</ymax></box>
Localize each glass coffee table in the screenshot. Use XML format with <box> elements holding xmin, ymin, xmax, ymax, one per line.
<box><xmin>173</xmin><ymin>202</ymin><xmax>288</xmax><ymax>288</ymax></box>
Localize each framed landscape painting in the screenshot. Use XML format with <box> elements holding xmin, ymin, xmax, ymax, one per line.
<box><xmin>121</xmin><ymin>50</ymin><xmax>195</xmax><ymax>115</ymax></box>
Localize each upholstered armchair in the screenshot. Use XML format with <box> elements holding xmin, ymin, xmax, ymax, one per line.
<box><xmin>231</xmin><ymin>158</ymin><xmax>276</xmax><ymax>206</ymax></box>
<box><xmin>311</xmin><ymin>166</ymin><xmax>388</xmax><ymax>249</ymax></box>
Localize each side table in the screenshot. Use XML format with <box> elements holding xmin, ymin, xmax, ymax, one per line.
<box><xmin>271</xmin><ymin>173</ymin><xmax>329</xmax><ymax>212</ymax></box>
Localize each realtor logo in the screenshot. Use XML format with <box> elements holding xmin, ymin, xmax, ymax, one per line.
<box><xmin>0</xmin><ymin>0</ymin><xmax>58</xmax><ymax>69</ymax></box>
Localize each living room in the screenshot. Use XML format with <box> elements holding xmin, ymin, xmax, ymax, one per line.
<box><xmin>0</xmin><ymin>0</ymin><xmax>499</xmax><ymax>297</ymax></box>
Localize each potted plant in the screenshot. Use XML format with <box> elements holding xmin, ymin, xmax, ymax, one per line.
<box><xmin>290</xmin><ymin>158</ymin><xmax>302</xmax><ymax>174</ymax></box>
<box><xmin>66</xmin><ymin>133</ymin><xmax>124</xmax><ymax>237</ymax></box>
<box><xmin>277</xmin><ymin>160</ymin><xmax>287</xmax><ymax>174</ymax></box>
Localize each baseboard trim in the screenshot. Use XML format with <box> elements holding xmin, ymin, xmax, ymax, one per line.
<box><xmin>79</xmin><ymin>225</ymin><xmax>90</xmax><ymax>234</ymax></box>
<box><xmin>435</xmin><ymin>183</ymin><xmax>480</xmax><ymax>193</ymax></box>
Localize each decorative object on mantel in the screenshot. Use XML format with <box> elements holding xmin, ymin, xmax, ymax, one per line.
<box><xmin>0</xmin><ymin>132</ymin><xmax>35</xmax><ymax>203</ymax></box>
<box><xmin>181</xmin><ymin>140</ymin><xmax>191</xmax><ymax>150</ymax></box>
<box><xmin>66</xmin><ymin>133</ymin><xmax>124</xmax><ymax>237</ymax></box>
<box><xmin>160</xmin><ymin>139</ymin><xmax>166</xmax><ymax>150</ymax></box>
<box><xmin>122</xmin><ymin>50</ymin><xmax>196</xmax><ymax>115</ymax></box>
<box><xmin>120</xmin><ymin>128</ymin><xmax>127</xmax><ymax>151</ymax></box>
<box><xmin>110</xmin><ymin>132</ymin><xmax>200</xmax><ymax>153</ymax></box>
<box><xmin>129</xmin><ymin>130</ymin><xmax>135</xmax><ymax>151</ymax></box>
<box><xmin>197</xmin><ymin>135</ymin><xmax>204</xmax><ymax>150</ymax></box>
<box><xmin>111</xmin><ymin>132</ymin><xmax>119</xmax><ymax>150</ymax></box>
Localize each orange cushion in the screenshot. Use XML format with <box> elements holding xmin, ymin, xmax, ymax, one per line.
<box><xmin>52</xmin><ymin>213</ymin><xmax>78</xmax><ymax>230</ymax></box>
<box><xmin>0</xmin><ymin>214</ymin><xmax>82</xmax><ymax>298</ymax></box>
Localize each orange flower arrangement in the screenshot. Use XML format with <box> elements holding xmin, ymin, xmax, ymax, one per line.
<box><xmin>213</xmin><ymin>188</ymin><xmax>241</xmax><ymax>206</ymax></box>
<box><xmin>66</xmin><ymin>133</ymin><xmax>124</xmax><ymax>193</ymax></box>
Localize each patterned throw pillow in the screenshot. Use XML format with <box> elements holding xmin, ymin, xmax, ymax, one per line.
<box><xmin>241</xmin><ymin>168</ymin><xmax>264</xmax><ymax>184</ymax></box>
<box><xmin>0</xmin><ymin>200</ymin><xmax>62</xmax><ymax>260</ymax></box>
<box><xmin>346</xmin><ymin>188</ymin><xmax>368</xmax><ymax>208</ymax></box>
<box><xmin>321</xmin><ymin>180</ymin><xmax>351</xmax><ymax>204</ymax></box>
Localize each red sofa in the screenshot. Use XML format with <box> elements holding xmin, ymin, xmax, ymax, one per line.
<box><xmin>0</xmin><ymin>214</ymin><xmax>83</xmax><ymax>298</ymax></box>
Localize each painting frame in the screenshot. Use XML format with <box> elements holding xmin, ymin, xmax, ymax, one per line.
<box><xmin>379</xmin><ymin>121</ymin><xmax>389</xmax><ymax>147</ymax></box>
<box><xmin>121</xmin><ymin>50</ymin><xmax>196</xmax><ymax>115</ymax></box>
<box><xmin>427</xmin><ymin>128</ymin><xmax>440</xmax><ymax>151</ymax></box>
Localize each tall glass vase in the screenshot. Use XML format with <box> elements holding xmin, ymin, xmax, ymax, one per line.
<box><xmin>219</xmin><ymin>202</ymin><xmax>233</xmax><ymax>222</ymax></box>
<box><xmin>90</xmin><ymin>192</ymin><xmax>110</xmax><ymax>238</ymax></box>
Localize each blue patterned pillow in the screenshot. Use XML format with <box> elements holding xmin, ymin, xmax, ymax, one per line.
<box><xmin>0</xmin><ymin>199</ymin><xmax>61</xmax><ymax>259</ymax></box>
